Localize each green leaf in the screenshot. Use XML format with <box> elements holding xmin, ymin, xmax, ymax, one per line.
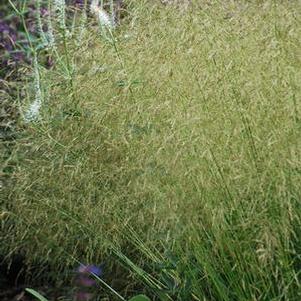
<box><xmin>128</xmin><ymin>295</ymin><xmax>151</xmax><ymax>301</ymax></box>
<box><xmin>25</xmin><ymin>288</ymin><xmax>49</xmax><ymax>301</ymax></box>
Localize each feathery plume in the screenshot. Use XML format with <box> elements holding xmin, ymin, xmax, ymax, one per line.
<box><xmin>24</xmin><ymin>54</ymin><xmax>42</xmax><ymax>122</ymax></box>
<box><xmin>90</xmin><ymin>0</ymin><xmax>115</xmax><ymax>29</ymax></box>
<box><xmin>54</xmin><ymin>0</ymin><xmax>69</xmax><ymax>35</ymax></box>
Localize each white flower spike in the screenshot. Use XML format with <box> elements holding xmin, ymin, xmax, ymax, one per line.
<box><xmin>90</xmin><ymin>0</ymin><xmax>115</xmax><ymax>29</ymax></box>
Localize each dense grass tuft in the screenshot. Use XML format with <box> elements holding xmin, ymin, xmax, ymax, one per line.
<box><xmin>1</xmin><ymin>0</ymin><xmax>301</xmax><ymax>299</ymax></box>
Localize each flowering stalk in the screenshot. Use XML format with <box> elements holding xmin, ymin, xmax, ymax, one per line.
<box><xmin>36</xmin><ymin>0</ymin><xmax>48</xmax><ymax>47</ymax></box>
<box><xmin>76</xmin><ymin>6</ymin><xmax>88</xmax><ymax>46</ymax></box>
<box><xmin>110</xmin><ymin>0</ymin><xmax>115</xmax><ymax>28</ymax></box>
<box><xmin>90</xmin><ymin>0</ymin><xmax>115</xmax><ymax>29</ymax></box>
<box><xmin>54</xmin><ymin>0</ymin><xmax>68</xmax><ymax>35</ymax></box>
<box><xmin>53</xmin><ymin>0</ymin><xmax>76</xmax><ymax>101</ymax></box>
<box><xmin>46</xmin><ymin>4</ymin><xmax>56</xmax><ymax>50</ymax></box>
<box><xmin>24</xmin><ymin>53</ymin><xmax>42</xmax><ymax>122</ymax></box>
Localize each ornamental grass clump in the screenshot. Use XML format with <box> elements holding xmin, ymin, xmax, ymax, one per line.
<box><xmin>1</xmin><ymin>0</ymin><xmax>301</xmax><ymax>300</ymax></box>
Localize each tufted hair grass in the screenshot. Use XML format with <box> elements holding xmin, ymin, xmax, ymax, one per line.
<box><xmin>1</xmin><ymin>0</ymin><xmax>301</xmax><ymax>299</ymax></box>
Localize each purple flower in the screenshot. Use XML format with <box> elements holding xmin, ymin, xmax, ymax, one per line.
<box><xmin>75</xmin><ymin>291</ymin><xmax>94</xmax><ymax>301</ymax></box>
<box><xmin>40</xmin><ymin>7</ymin><xmax>49</xmax><ymax>17</ymax></box>
<box><xmin>77</xmin><ymin>264</ymin><xmax>103</xmax><ymax>276</ymax></box>
<box><xmin>45</xmin><ymin>55</ymin><xmax>54</xmax><ymax>68</ymax></box>
<box><xmin>76</xmin><ymin>275</ymin><xmax>97</xmax><ymax>287</ymax></box>
<box><xmin>74</xmin><ymin>263</ymin><xmax>103</xmax><ymax>301</ymax></box>
<box><xmin>73</xmin><ymin>0</ymin><xmax>86</xmax><ymax>8</ymax></box>
<box><xmin>11</xmin><ymin>51</ymin><xmax>25</xmax><ymax>62</ymax></box>
<box><xmin>0</xmin><ymin>21</ymin><xmax>10</xmax><ymax>33</ymax></box>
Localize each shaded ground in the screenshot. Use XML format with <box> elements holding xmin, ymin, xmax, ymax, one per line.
<box><xmin>0</xmin><ymin>256</ymin><xmax>36</xmax><ymax>301</ymax></box>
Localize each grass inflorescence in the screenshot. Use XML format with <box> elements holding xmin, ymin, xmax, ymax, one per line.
<box><xmin>1</xmin><ymin>0</ymin><xmax>301</xmax><ymax>300</ymax></box>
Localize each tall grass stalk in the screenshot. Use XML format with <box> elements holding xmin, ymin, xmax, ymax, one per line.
<box><xmin>24</xmin><ymin>53</ymin><xmax>42</xmax><ymax>121</ymax></box>
<box><xmin>35</xmin><ymin>0</ymin><xmax>48</xmax><ymax>47</ymax></box>
<box><xmin>54</xmin><ymin>0</ymin><xmax>68</xmax><ymax>36</ymax></box>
